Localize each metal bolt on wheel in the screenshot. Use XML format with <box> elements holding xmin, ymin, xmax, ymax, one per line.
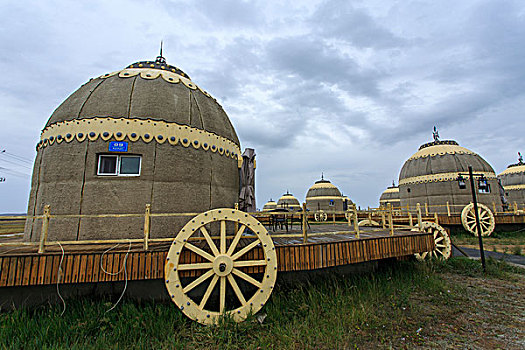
<box><xmin>461</xmin><ymin>203</ymin><xmax>495</xmax><ymax>237</ymax></box>
<box><xmin>164</xmin><ymin>208</ymin><xmax>277</xmax><ymax>325</ymax></box>
<box><xmin>413</xmin><ymin>221</ymin><xmax>452</xmax><ymax>260</ymax></box>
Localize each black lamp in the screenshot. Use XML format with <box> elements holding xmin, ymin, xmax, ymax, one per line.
<box><xmin>478</xmin><ymin>175</ymin><xmax>489</xmax><ymax>192</ymax></box>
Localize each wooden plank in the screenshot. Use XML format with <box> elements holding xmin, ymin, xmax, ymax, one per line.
<box><xmin>6</xmin><ymin>257</ymin><xmax>17</xmax><ymax>286</ymax></box>
<box><xmin>13</xmin><ymin>256</ymin><xmax>25</xmax><ymax>287</ymax></box>
<box><xmin>145</xmin><ymin>252</ymin><xmax>152</xmax><ymax>279</ymax></box>
<box><xmin>63</xmin><ymin>255</ymin><xmax>72</xmax><ymax>283</ymax></box>
<box><xmin>0</xmin><ymin>257</ymin><xmax>9</xmax><ymax>287</ymax></box>
<box><xmin>21</xmin><ymin>256</ymin><xmax>32</xmax><ymax>286</ymax></box>
<box><xmin>92</xmin><ymin>254</ymin><xmax>101</xmax><ymax>283</ymax></box>
<box><xmin>43</xmin><ymin>255</ymin><xmax>54</xmax><ymax>285</ymax></box>
<box><xmin>85</xmin><ymin>254</ymin><xmax>94</xmax><ymax>283</ymax></box>
<box><xmin>30</xmin><ymin>255</ymin><xmax>40</xmax><ymax>285</ymax></box>
<box><xmin>37</xmin><ymin>256</ymin><xmax>46</xmax><ymax>285</ymax></box>
<box><xmin>78</xmin><ymin>255</ymin><xmax>87</xmax><ymax>282</ymax></box>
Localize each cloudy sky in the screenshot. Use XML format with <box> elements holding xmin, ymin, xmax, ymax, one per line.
<box><xmin>0</xmin><ymin>0</ymin><xmax>524</xmax><ymax>213</ymax></box>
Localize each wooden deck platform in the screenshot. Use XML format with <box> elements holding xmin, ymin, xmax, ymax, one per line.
<box><xmin>0</xmin><ymin>226</ymin><xmax>433</xmax><ymax>288</ymax></box>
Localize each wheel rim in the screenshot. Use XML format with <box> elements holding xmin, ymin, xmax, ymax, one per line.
<box><xmin>164</xmin><ymin>209</ymin><xmax>277</xmax><ymax>325</ymax></box>
<box><xmin>413</xmin><ymin>221</ymin><xmax>452</xmax><ymax>260</ymax></box>
<box><xmin>461</xmin><ymin>203</ymin><xmax>495</xmax><ymax>237</ymax></box>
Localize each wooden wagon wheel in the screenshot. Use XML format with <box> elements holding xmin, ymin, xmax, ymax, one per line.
<box><xmin>461</xmin><ymin>203</ymin><xmax>495</xmax><ymax>237</ymax></box>
<box><xmin>413</xmin><ymin>221</ymin><xmax>451</xmax><ymax>260</ymax></box>
<box><xmin>358</xmin><ymin>219</ymin><xmax>380</xmax><ymax>227</ymax></box>
<box><xmin>164</xmin><ymin>208</ymin><xmax>277</xmax><ymax>325</ymax></box>
<box><xmin>314</xmin><ymin>211</ymin><xmax>327</xmax><ymax>222</ymax></box>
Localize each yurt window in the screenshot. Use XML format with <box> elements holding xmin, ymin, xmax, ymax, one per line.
<box><xmin>329</xmin><ymin>200</ymin><xmax>334</xmax><ymax>206</ymax></box>
<box><xmin>97</xmin><ymin>155</ymin><xmax>141</xmax><ymax>176</ymax></box>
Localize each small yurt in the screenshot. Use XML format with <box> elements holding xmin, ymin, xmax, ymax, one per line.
<box><xmin>305</xmin><ymin>176</ymin><xmax>345</xmax><ymax>212</ymax></box>
<box><xmin>262</xmin><ymin>199</ymin><xmax>277</xmax><ymax>211</ymax></box>
<box><xmin>24</xmin><ymin>54</ymin><xmax>242</xmax><ymax>241</ymax></box>
<box><xmin>379</xmin><ymin>183</ymin><xmax>400</xmax><ymax>209</ymax></box>
<box><xmin>498</xmin><ymin>153</ymin><xmax>525</xmax><ymax>205</ymax></box>
<box><xmin>276</xmin><ymin>192</ymin><xmax>301</xmax><ymax>211</ymax></box>
<box><xmin>398</xmin><ymin>134</ymin><xmax>503</xmax><ymax>214</ymax></box>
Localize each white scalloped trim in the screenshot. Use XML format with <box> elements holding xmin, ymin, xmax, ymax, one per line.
<box><xmin>38</xmin><ymin>117</ymin><xmax>242</xmax><ymax>167</ymax></box>
<box><xmin>408</xmin><ymin>144</ymin><xmax>476</xmax><ymax>160</ymax></box>
<box><xmin>503</xmin><ymin>184</ymin><xmax>525</xmax><ymax>191</ymax></box>
<box><xmin>99</xmin><ymin>68</ymin><xmax>213</xmax><ymax>98</ymax></box>
<box><xmin>498</xmin><ymin>164</ymin><xmax>525</xmax><ymax>176</ymax></box>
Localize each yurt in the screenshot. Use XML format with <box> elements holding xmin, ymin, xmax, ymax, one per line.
<box><xmin>24</xmin><ymin>54</ymin><xmax>242</xmax><ymax>241</ymax></box>
<box><xmin>305</xmin><ymin>176</ymin><xmax>345</xmax><ymax>212</ymax></box>
<box><xmin>379</xmin><ymin>183</ymin><xmax>400</xmax><ymax>209</ymax></box>
<box><xmin>398</xmin><ymin>136</ymin><xmax>503</xmax><ymax>214</ymax></box>
<box><xmin>276</xmin><ymin>192</ymin><xmax>301</xmax><ymax>211</ymax></box>
<box><xmin>498</xmin><ymin>153</ymin><xmax>525</xmax><ymax>205</ymax></box>
<box><xmin>262</xmin><ymin>199</ymin><xmax>277</xmax><ymax>211</ymax></box>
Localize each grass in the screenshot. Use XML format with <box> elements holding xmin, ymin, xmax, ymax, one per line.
<box><xmin>452</xmin><ymin>229</ymin><xmax>525</xmax><ymax>255</ymax></box>
<box><xmin>0</xmin><ymin>258</ymin><xmax>523</xmax><ymax>349</ymax></box>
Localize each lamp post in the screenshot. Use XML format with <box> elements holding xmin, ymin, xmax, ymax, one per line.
<box><xmin>457</xmin><ymin>166</ymin><xmax>486</xmax><ymax>272</ymax></box>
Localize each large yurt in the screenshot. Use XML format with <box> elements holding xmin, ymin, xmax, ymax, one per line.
<box><xmin>398</xmin><ymin>137</ymin><xmax>503</xmax><ymax>214</ymax></box>
<box><xmin>24</xmin><ymin>54</ymin><xmax>242</xmax><ymax>241</ymax></box>
<box><xmin>305</xmin><ymin>176</ymin><xmax>345</xmax><ymax>212</ymax></box>
<box><xmin>379</xmin><ymin>184</ymin><xmax>400</xmax><ymax>209</ymax></box>
<box><xmin>262</xmin><ymin>199</ymin><xmax>277</xmax><ymax>211</ymax></box>
<box><xmin>498</xmin><ymin>153</ymin><xmax>525</xmax><ymax>205</ymax></box>
<box><xmin>276</xmin><ymin>192</ymin><xmax>301</xmax><ymax>211</ymax></box>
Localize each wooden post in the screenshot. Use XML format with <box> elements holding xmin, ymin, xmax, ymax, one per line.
<box><xmin>143</xmin><ymin>204</ymin><xmax>151</xmax><ymax>251</ymax></box>
<box><xmin>416</xmin><ymin>203</ymin><xmax>422</xmax><ymax>228</ymax></box>
<box><xmin>368</xmin><ymin>210</ymin><xmax>372</xmax><ymax>223</ymax></box>
<box><xmin>492</xmin><ymin>202</ymin><xmax>497</xmax><ymax>215</ymax></box>
<box><xmin>353</xmin><ymin>204</ymin><xmax>360</xmax><ymax>238</ymax></box>
<box><xmin>446</xmin><ymin>201</ymin><xmax>451</xmax><ymax>217</ymax></box>
<box><xmin>514</xmin><ymin>202</ymin><xmax>518</xmax><ymax>214</ymax></box>
<box><xmin>424</xmin><ymin>202</ymin><xmax>429</xmax><ymax>216</ymax></box>
<box><xmin>434</xmin><ymin>212</ymin><xmax>439</xmax><ymax>224</ymax></box>
<box><xmin>302</xmin><ymin>203</ymin><xmax>307</xmax><ymax>243</ymax></box>
<box><xmin>332</xmin><ymin>213</ymin><xmax>336</xmax><ymax>224</ymax></box>
<box><xmin>406</xmin><ymin>204</ymin><xmax>410</xmax><ymax>215</ymax></box>
<box><xmin>387</xmin><ymin>203</ymin><xmax>394</xmax><ymax>236</ymax></box>
<box><xmin>408</xmin><ymin>212</ymin><xmax>413</xmax><ymax>228</ymax></box>
<box><xmin>380</xmin><ymin>205</ymin><xmax>386</xmax><ymax>229</ymax></box>
<box><xmin>38</xmin><ymin>205</ymin><xmax>51</xmax><ymax>254</ymax></box>
<box><xmin>347</xmin><ymin>210</ymin><xmax>351</xmax><ymax>227</ymax></box>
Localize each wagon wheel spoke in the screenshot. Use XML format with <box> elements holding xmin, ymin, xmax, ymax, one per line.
<box><xmin>219</xmin><ymin>276</ymin><xmax>226</xmax><ymax>313</ymax></box>
<box><xmin>420</xmin><ymin>251</ymin><xmax>428</xmax><ymax>259</ymax></box>
<box><xmin>177</xmin><ymin>263</ymin><xmax>213</xmax><ymax>270</ymax></box>
<box><xmin>227</xmin><ymin>224</ymin><xmax>246</xmax><ymax>256</ymax></box>
<box><xmin>185</xmin><ymin>242</ymin><xmax>215</xmax><ymax>262</ymax></box>
<box><xmin>232</xmin><ymin>268</ymin><xmax>262</xmax><ymax>288</ymax></box>
<box><xmin>234</xmin><ymin>260</ymin><xmax>267</xmax><ymax>267</ymax></box>
<box><xmin>220</xmin><ymin>220</ymin><xmax>227</xmax><ymax>254</ymax></box>
<box><xmin>227</xmin><ymin>274</ymin><xmax>247</xmax><ymax>305</ymax></box>
<box><xmin>436</xmin><ymin>248</ymin><xmax>445</xmax><ymax>256</ymax></box>
<box><xmin>199</xmin><ymin>274</ymin><xmax>219</xmax><ymax>310</ymax></box>
<box><xmin>434</xmin><ymin>236</ymin><xmax>444</xmax><ymax>243</ymax></box>
<box><xmin>183</xmin><ymin>269</ymin><xmax>214</xmax><ymax>293</ymax></box>
<box><xmin>231</xmin><ymin>240</ymin><xmax>260</xmax><ymax>261</ymax></box>
<box><xmin>200</xmin><ymin>226</ymin><xmax>220</xmax><ymax>257</ymax></box>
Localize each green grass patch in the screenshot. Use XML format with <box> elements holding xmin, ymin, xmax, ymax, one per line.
<box><xmin>0</xmin><ymin>258</ymin><xmax>520</xmax><ymax>349</ymax></box>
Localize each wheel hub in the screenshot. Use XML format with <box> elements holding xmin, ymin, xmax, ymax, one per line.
<box><xmin>213</xmin><ymin>255</ymin><xmax>233</xmax><ymax>277</ymax></box>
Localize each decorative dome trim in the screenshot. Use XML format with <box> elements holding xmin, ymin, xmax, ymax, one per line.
<box><xmin>418</xmin><ymin>140</ymin><xmax>458</xmax><ymax>150</ymax></box>
<box><xmin>308</xmin><ymin>182</ymin><xmax>337</xmax><ymax>190</ymax></box>
<box><xmin>305</xmin><ymin>196</ymin><xmax>343</xmax><ymax>201</ymax></box>
<box><xmin>499</xmin><ymin>164</ymin><xmax>525</xmax><ymax>176</ymax></box>
<box><xmin>383</xmin><ymin>187</ymin><xmax>399</xmax><ymax>194</ymax></box>
<box><xmin>503</xmin><ymin>184</ymin><xmax>525</xmax><ymax>191</ymax></box>
<box><xmin>399</xmin><ymin>171</ymin><xmax>496</xmax><ymax>186</ymax></box>
<box><xmin>408</xmin><ymin>144</ymin><xmax>476</xmax><ymax>160</ymax></box>
<box><xmin>38</xmin><ymin>117</ymin><xmax>242</xmax><ymax>167</ymax></box>
<box><xmin>99</xmin><ymin>68</ymin><xmax>213</xmax><ymax>99</ymax></box>
<box><xmin>127</xmin><ymin>61</ymin><xmax>190</xmax><ymax>79</ymax></box>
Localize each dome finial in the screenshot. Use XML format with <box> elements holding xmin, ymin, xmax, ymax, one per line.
<box><xmin>519</xmin><ymin>152</ymin><xmax>523</xmax><ymax>164</ymax></box>
<box><xmin>392</xmin><ymin>180</ymin><xmax>396</xmax><ymax>187</ymax></box>
<box><xmin>433</xmin><ymin>126</ymin><xmax>440</xmax><ymax>142</ymax></box>
<box><xmin>321</xmin><ymin>172</ymin><xmax>324</xmax><ymax>180</ymax></box>
<box><xmin>156</xmin><ymin>41</ymin><xmax>166</xmax><ymax>65</ymax></box>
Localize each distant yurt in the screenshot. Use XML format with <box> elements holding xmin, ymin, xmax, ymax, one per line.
<box><xmin>398</xmin><ymin>133</ymin><xmax>503</xmax><ymax>214</ymax></box>
<box><xmin>24</xmin><ymin>54</ymin><xmax>242</xmax><ymax>241</ymax></box>
<box><xmin>498</xmin><ymin>153</ymin><xmax>525</xmax><ymax>205</ymax></box>
<box><xmin>305</xmin><ymin>176</ymin><xmax>345</xmax><ymax>212</ymax></box>
<box><xmin>262</xmin><ymin>199</ymin><xmax>277</xmax><ymax>211</ymax></box>
<box><xmin>379</xmin><ymin>183</ymin><xmax>400</xmax><ymax>209</ymax></box>
<box><xmin>276</xmin><ymin>192</ymin><xmax>301</xmax><ymax>211</ymax></box>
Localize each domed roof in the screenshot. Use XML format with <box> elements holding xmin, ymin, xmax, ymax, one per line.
<box><xmin>39</xmin><ymin>54</ymin><xmax>240</xmax><ymax>154</ymax></box>
<box><xmin>399</xmin><ymin>140</ymin><xmax>496</xmax><ymax>185</ymax></box>
<box><xmin>262</xmin><ymin>199</ymin><xmax>277</xmax><ymax>211</ymax></box>
<box><xmin>306</xmin><ymin>176</ymin><xmax>342</xmax><ymax>198</ymax></box>
<box><xmin>379</xmin><ymin>185</ymin><xmax>400</xmax><ymax>203</ymax></box>
<box><xmin>277</xmin><ymin>192</ymin><xmax>301</xmax><ymax>207</ymax></box>
<box><xmin>498</xmin><ymin>153</ymin><xmax>525</xmax><ymax>188</ymax></box>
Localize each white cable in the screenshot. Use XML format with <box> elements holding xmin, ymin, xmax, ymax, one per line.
<box><xmin>104</xmin><ymin>241</ymin><xmax>132</xmax><ymax>313</ymax></box>
<box><xmin>56</xmin><ymin>242</ymin><xmax>66</xmax><ymax>316</ymax></box>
